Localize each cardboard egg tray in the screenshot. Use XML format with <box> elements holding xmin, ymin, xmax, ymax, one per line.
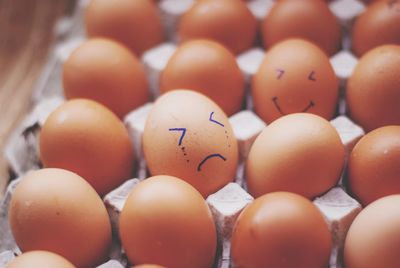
<box><xmin>0</xmin><ymin>0</ymin><xmax>372</xmax><ymax>267</ymax></box>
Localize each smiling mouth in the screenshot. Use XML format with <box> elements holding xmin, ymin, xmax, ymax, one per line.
<box><xmin>272</xmin><ymin>96</ymin><xmax>315</xmax><ymax>115</ymax></box>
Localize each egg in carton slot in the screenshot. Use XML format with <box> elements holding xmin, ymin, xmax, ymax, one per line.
<box><xmin>2</xmin><ymin>0</ymin><xmax>400</xmax><ymax>267</ymax></box>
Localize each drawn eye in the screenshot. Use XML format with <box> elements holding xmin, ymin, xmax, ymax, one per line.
<box><xmin>168</xmin><ymin>128</ymin><xmax>187</xmax><ymax>146</ymax></box>
<box><xmin>209</xmin><ymin>112</ymin><xmax>224</xmax><ymax>127</ymax></box>
<box><xmin>308</xmin><ymin>71</ymin><xmax>316</xmax><ymax>81</ymax></box>
<box><xmin>275</xmin><ymin>68</ymin><xmax>285</xmax><ymax>79</ymax></box>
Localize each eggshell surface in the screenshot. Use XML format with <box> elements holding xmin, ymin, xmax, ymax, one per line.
<box><xmin>119</xmin><ymin>175</ymin><xmax>217</xmax><ymax>268</ymax></box>
<box><xmin>246</xmin><ymin>113</ymin><xmax>345</xmax><ymax>199</ymax></box>
<box><xmin>8</xmin><ymin>168</ymin><xmax>112</xmax><ymax>268</ymax></box>
<box><xmin>262</xmin><ymin>0</ymin><xmax>341</xmax><ymax>55</ymax></box>
<box><xmin>39</xmin><ymin>99</ymin><xmax>134</xmax><ymax>196</ymax></box>
<box><xmin>143</xmin><ymin>90</ymin><xmax>238</xmax><ymax>197</ymax></box>
<box><xmin>160</xmin><ymin>39</ymin><xmax>245</xmax><ymax>116</ymax></box>
<box><xmin>252</xmin><ymin>39</ymin><xmax>339</xmax><ymax>124</ymax></box>
<box><xmin>352</xmin><ymin>0</ymin><xmax>400</xmax><ymax>57</ymax></box>
<box><xmin>178</xmin><ymin>0</ymin><xmax>257</xmax><ymax>54</ymax></box>
<box><xmin>346</xmin><ymin>45</ymin><xmax>400</xmax><ymax>132</ymax></box>
<box><xmin>6</xmin><ymin>251</ymin><xmax>75</xmax><ymax>268</ymax></box>
<box><xmin>63</xmin><ymin>38</ymin><xmax>149</xmax><ymax>118</ymax></box>
<box><xmin>344</xmin><ymin>195</ymin><xmax>400</xmax><ymax>268</ymax></box>
<box><xmin>231</xmin><ymin>192</ymin><xmax>332</xmax><ymax>268</ymax></box>
<box><xmin>85</xmin><ymin>0</ymin><xmax>164</xmax><ymax>55</ymax></box>
<box><xmin>348</xmin><ymin>126</ymin><xmax>400</xmax><ymax>206</ymax></box>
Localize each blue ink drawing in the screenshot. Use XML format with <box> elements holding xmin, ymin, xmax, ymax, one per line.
<box><xmin>209</xmin><ymin>112</ymin><xmax>224</xmax><ymax>127</ymax></box>
<box><xmin>197</xmin><ymin>154</ymin><xmax>227</xmax><ymax>171</ymax></box>
<box><xmin>168</xmin><ymin>128</ymin><xmax>187</xmax><ymax>146</ymax></box>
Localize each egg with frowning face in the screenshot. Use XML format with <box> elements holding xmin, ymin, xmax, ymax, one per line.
<box><xmin>143</xmin><ymin>90</ymin><xmax>238</xmax><ymax>197</ymax></box>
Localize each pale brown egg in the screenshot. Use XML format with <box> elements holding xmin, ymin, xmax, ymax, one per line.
<box><xmin>39</xmin><ymin>99</ymin><xmax>134</xmax><ymax>196</ymax></box>
<box><xmin>160</xmin><ymin>39</ymin><xmax>245</xmax><ymax>116</ymax></box>
<box><xmin>252</xmin><ymin>39</ymin><xmax>339</xmax><ymax>124</ymax></box>
<box><xmin>352</xmin><ymin>0</ymin><xmax>400</xmax><ymax>57</ymax></box>
<box><xmin>262</xmin><ymin>0</ymin><xmax>341</xmax><ymax>56</ymax></box>
<box><xmin>63</xmin><ymin>38</ymin><xmax>149</xmax><ymax>118</ymax></box>
<box><xmin>119</xmin><ymin>175</ymin><xmax>217</xmax><ymax>268</ymax></box>
<box><xmin>231</xmin><ymin>192</ymin><xmax>332</xmax><ymax>268</ymax></box>
<box><xmin>6</xmin><ymin>251</ymin><xmax>75</xmax><ymax>268</ymax></box>
<box><xmin>346</xmin><ymin>45</ymin><xmax>400</xmax><ymax>132</ymax></box>
<box><xmin>348</xmin><ymin>126</ymin><xmax>400</xmax><ymax>206</ymax></box>
<box><xmin>85</xmin><ymin>0</ymin><xmax>164</xmax><ymax>56</ymax></box>
<box><xmin>178</xmin><ymin>0</ymin><xmax>257</xmax><ymax>54</ymax></box>
<box><xmin>143</xmin><ymin>90</ymin><xmax>238</xmax><ymax>197</ymax></box>
<box><xmin>8</xmin><ymin>169</ymin><xmax>112</xmax><ymax>268</ymax></box>
<box><xmin>344</xmin><ymin>195</ymin><xmax>400</xmax><ymax>268</ymax></box>
<box><xmin>246</xmin><ymin>113</ymin><xmax>344</xmax><ymax>199</ymax></box>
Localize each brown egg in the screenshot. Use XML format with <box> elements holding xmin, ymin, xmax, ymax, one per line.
<box><xmin>348</xmin><ymin>126</ymin><xmax>400</xmax><ymax>206</ymax></box>
<box><xmin>39</xmin><ymin>99</ymin><xmax>134</xmax><ymax>196</ymax></box>
<box><xmin>246</xmin><ymin>113</ymin><xmax>344</xmax><ymax>199</ymax></box>
<box><xmin>252</xmin><ymin>39</ymin><xmax>339</xmax><ymax>124</ymax></box>
<box><xmin>262</xmin><ymin>0</ymin><xmax>341</xmax><ymax>56</ymax></box>
<box><xmin>63</xmin><ymin>38</ymin><xmax>149</xmax><ymax>118</ymax></box>
<box><xmin>8</xmin><ymin>169</ymin><xmax>112</xmax><ymax>268</ymax></box>
<box><xmin>178</xmin><ymin>0</ymin><xmax>257</xmax><ymax>54</ymax></box>
<box><xmin>143</xmin><ymin>90</ymin><xmax>238</xmax><ymax>197</ymax></box>
<box><xmin>352</xmin><ymin>0</ymin><xmax>400</xmax><ymax>57</ymax></box>
<box><xmin>231</xmin><ymin>192</ymin><xmax>332</xmax><ymax>268</ymax></box>
<box><xmin>344</xmin><ymin>195</ymin><xmax>400</xmax><ymax>268</ymax></box>
<box><xmin>6</xmin><ymin>251</ymin><xmax>75</xmax><ymax>268</ymax></box>
<box><xmin>119</xmin><ymin>175</ymin><xmax>217</xmax><ymax>268</ymax></box>
<box><xmin>160</xmin><ymin>39</ymin><xmax>245</xmax><ymax>116</ymax></box>
<box><xmin>85</xmin><ymin>0</ymin><xmax>164</xmax><ymax>56</ymax></box>
<box><xmin>346</xmin><ymin>45</ymin><xmax>400</xmax><ymax>132</ymax></box>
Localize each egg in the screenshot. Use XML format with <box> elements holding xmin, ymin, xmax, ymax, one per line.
<box><xmin>8</xmin><ymin>169</ymin><xmax>112</xmax><ymax>268</ymax></box>
<box><xmin>178</xmin><ymin>0</ymin><xmax>257</xmax><ymax>54</ymax></box>
<box><xmin>262</xmin><ymin>0</ymin><xmax>341</xmax><ymax>56</ymax></box>
<box><xmin>246</xmin><ymin>113</ymin><xmax>344</xmax><ymax>199</ymax></box>
<box><xmin>85</xmin><ymin>0</ymin><xmax>164</xmax><ymax>56</ymax></box>
<box><xmin>344</xmin><ymin>195</ymin><xmax>400</xmax><ymax>268</ymax></box>
<box><xmin>143</xmin><ymin>90</ymin><xmax>238</xmax><ymax>197</ymax></box>
<box><xmin>352</xmin><ymin>0</ymin><xmax>400</xmax><ymax>57</ymax></box>
<box><xmin>231</xmin><ymin>192</ymin><xmax>332</xmax><ymax>268</ymax></box>
<box><xmin>119</xmin><ymin>175</ymin><xmax>217</xmax><ymax>268</ymax></box>
<box><xmin>346</xmin><ymin>45</ymin><xmax>400</xmax><ymax>132</ymax></box>
<box><xmin>63</xmin><ymin>38</ymin><xmax>149</xmax><ymax>118</ymax></box>
<box><xmin>6</xmin><ymin>251</ymin><xmax>75</xmax><ymax>268</ymax></box>
<box><xmin>348</xmin><ymin>126</ymin><xmax>400</xmax><ymax>206</ymax></box>
<box><xmin>39</xmin><ymin>99</ymin><xmax>134</xmax><ymax>196</ymax></box>
<box><xmin>160</xmin><ymin>39</ymin><xmax>245</xmax><ymax>116</ymax></box>
<box><xmin>252</xmin><ymin>39</ymin><xmax>339</xmax><ymax>124</ymax></box>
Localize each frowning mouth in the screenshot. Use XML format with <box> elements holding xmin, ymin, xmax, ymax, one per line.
<box><xmin>272</xmin><ymin>96</ymin><xmax>315</xmax><ymax>115</ymax></box>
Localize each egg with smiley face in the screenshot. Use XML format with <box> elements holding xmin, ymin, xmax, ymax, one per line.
<box><xmin>143</xmin><ymin>90</ymin><xmax>239</xmax><ymax>197</ymax></box>
<box><xmin>252</xmin><ymin>39</ymin><xmax>339</xmax><ymax>124</ymax></box>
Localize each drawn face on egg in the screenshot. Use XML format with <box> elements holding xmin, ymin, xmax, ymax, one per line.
<box><xmin>143</xmin><ymin>90</ymin><xmax>239</xmax><ymax>197</ymax></box>
<box><xmin>252</xmin><ymin>39</ymin><xmax>339</xmax><ymax>124</ymax></box>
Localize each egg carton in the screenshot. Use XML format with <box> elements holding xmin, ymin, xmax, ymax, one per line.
<box><xmin>0</xmin><ymin>0</ymin><xmax>371</xmax><ymax>267</ymax></box>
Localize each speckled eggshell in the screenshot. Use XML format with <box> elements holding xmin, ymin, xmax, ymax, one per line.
<box><xmin>246</xmin><ymin>113</ymin><xmax>345</xmax><ymax>199</ymax></box>
<box><xmin>231</xmin><ymin>192</ymin><xmax>332</xmax><ymax>268</ymax></box>
<box><xmin>344</xmin><ymin>195</ymin><xmax>400</xmax><ymax>268</ymax></box>
<box><xmin>119</xmin><ymin>175</ymin><xmax>217</xmax><ymax>268</ymax></box>
<box><xmin>160</xmin><ymin>39</ymin><xmax>245</xmax><ymax>116</ymax></box>
<box><xmin>178</xmin><ymin>0</ymin><xmax>257</xmax><ymax>54</ymax></box>
<box><xmin>348</xmin><ymin>126</ymin><xmax>400</xmax><ymax>206</ymax></box>
<box><xmin>346</xmin><ymin>45</ymin><xmax>400</xmax><ymax>132</ymax></box>
<box><xmin>6</xmin><ymin>251</ymin><xmax>76</xmax><ymax>268</ymax></box>
<box><xmin>39</xmin><ymin>99</ymin><xmax>134</xmax><ymax>196</ymax></box>
<box><xmin>8</xmin><ymin>169</ymin><xmax>112</xmax><ymax>268</ymax></box>
<box><xmin>262</xmin><ymin>0</ymin><xmax>341</xmax><ymax>56</ymax></box>
<box><xmin>142</xmin><ymin>90</ymin><xmax>239</xmax><ymax>197</ymax></box>
<box><xmin>85</xmin><ymin>0</ymin><xmax>164</xmax><ymax>56</ymax></box>
<box><xmin>352</xmin><ymin>0</ymin><xmax>400</xmax><ymax>57</ymax></box>
<box><xmin>63</xmin><ymin>38</ymin><xmax>149</xmax><ymax>118</ymax></box>
<box><xmin>252</xmin><ymin>39</ymin><xmax>339</xmax><ymax>124</ymax></box>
